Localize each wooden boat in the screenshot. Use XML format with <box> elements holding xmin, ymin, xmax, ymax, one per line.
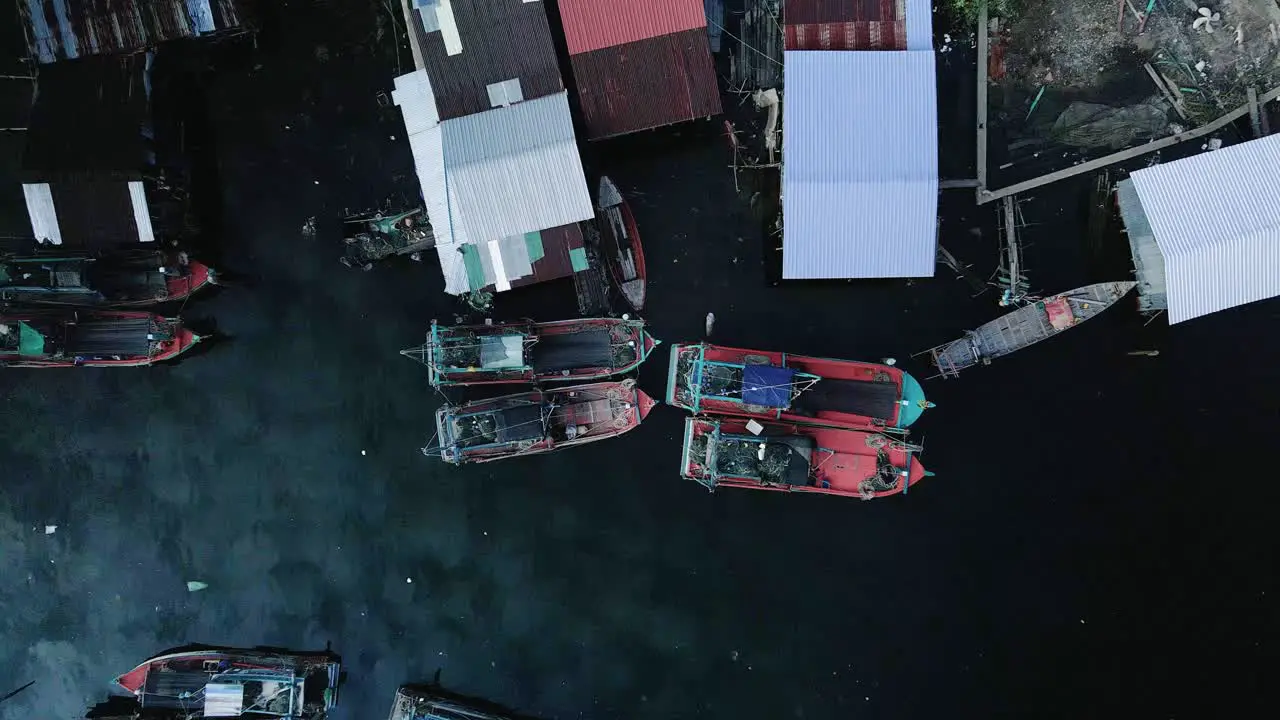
<box><xmin>1</xmin><ymin>308</ymin><xmax>201</xmax><ymax>367</ymax></box>
<box><xmin>0</xmin><ymin>251</ymin><xmax>215</xmax><ymax>306</ymax></box>
<box><xmin>114</xmin><ymin>646</ymin><xmax>341</xmax><ymax>719</ymax></box>
<box><xmin>431</xmin><ymin>379</ymin><xmax>655</xmax><ymax>464</ymax></box>
<box><xmin>340</xmin><ymin>207</ymin><xmax>434</xmax><ymax>270</ymax></box>
<box><xmin>680</xmin><ymin>417</ymin><xmax>931</xmax><ymax>499</ymax></box>
<box><xmin>666</xmin><ymin>342</ymin><xmax>931</xmax><ymax>432</ymax></box>
<box><xmin>388</xmin><ymin>685</ymin><xmax>527</xmax><ymax>720</ymax></box>
<box><xmin>925</xmin><ymin>281</ymin><xmax>1137</xmax><ymax>378</ymax></box>
<box><xmin>402</xmin><ymin>318</ymin><xmax>658</xmax><ymax>388</ymax></box>
<box><xmin>596</xmin><ymin>176</ymin><xmax>646</xmax><ymax>311</ymax></box>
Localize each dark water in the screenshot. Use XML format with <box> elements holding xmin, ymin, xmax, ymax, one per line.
<box><xmin>2</xmin><ymin>3</ymin><xmax>1276</xmax><ymax>719</ymax></box>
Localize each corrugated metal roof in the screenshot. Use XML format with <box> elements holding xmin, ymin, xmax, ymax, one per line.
<box><xmin>781</xmin><ymin>50</ymin><xmax>937</xmax><ymax>279</ymax></box>
<box><xmin>785</xmin><ymin>0</ymin><xmax>901</xmax><ymax>24</ymax></box>
<box><xmin>1128</xmin><ymin>135</ymin><xmax>1280</xmax><ymax>324</ymax></box>
<box><xmin>19</xmin><ymin>0</ymin><xmax>248</xmax><ymax>64</ymax></box>
<box><xmin>396</xmin><ymin>74</ymin><xmax>593</xmax><ymax>294</ymax></box>
<box><xmin>785</xmin><ymin>21</ymin><xmax>906</xmax><ymax>50</ymax></box>
<box><xmin>441</xmin><ymin>91</ymin><xmax>593</xmax><ymax>240</ymax></box>
<box><xmin>557</xmin><ymin>0</ymin><xmax>708</xmax><ymax>55</ymax></box>
<box><xmin>1115</xmin><ymin>178</ymin><xmax>1167</xmax><ymax>313</ymax></box>
<box><xmin>570</xmin><ymin>29</ymin><xmax>722</xmax><ymax>139</ymax></box>
<box><xmin>733</xmin><ymin>0</ymin><xmax>783</xmax><ymax>89</ymax></box>
<box><xmin>705</xmin><ymin>0</ymin><xmax>724</xmax><ymax>52</ymax></box>
<box><xmin>409</xmin><ymin>0</ymin><xmax>563</xmax><ymax>120</ymax></box>
<box><xmin>784</xmin><ymin>0</ymin><xmax>931</xmax><ymax>51</ymax></box>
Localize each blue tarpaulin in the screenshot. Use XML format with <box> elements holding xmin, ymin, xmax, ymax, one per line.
<box><xmin>741</xmin><ymin>365</ymin><xmax>795</xmax><ymax>408</ymax></box>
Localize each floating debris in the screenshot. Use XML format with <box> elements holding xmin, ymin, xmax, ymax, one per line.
<box><xmin>186</xmin><ymin>581</ymin><xmax>209</xmax><ymax>592</ymax></box>
<box><xmin>43</xmin><ymin>525</ymin><xmax>56</xmax><ymax>535</ymax></box>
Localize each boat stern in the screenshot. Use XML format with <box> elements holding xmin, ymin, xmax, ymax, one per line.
<box><xmin>635</xmin><ymin>387</ymin><xmax>657</xmax><ymax>421</ymax></box>
<box><xmin>433</xmin><ymin>405</ymin><xmax>460</xmax><ymax>464</ymax></box>
<box><xmin>895</xmin><ymin>371</ymin><xmax>933</xmax><ymax>428</ymax></box>
<box><xmin>664</xmin><ymin>343</ymin><xmax>699</xmax><ymax>411</ymax></box>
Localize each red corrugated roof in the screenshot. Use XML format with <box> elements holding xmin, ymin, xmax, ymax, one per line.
<box><xmin>785</xmin><ymin>21</ymin><xmax>906</xmax><ymax>50</ymax></box>
<box><xmin>784</xmin><ymin>0</ymin><xmax>902</xmax><ymax>25</ymax></box>
<box><xmin>558</xmin><ymin>0</ymin><xmax>708</xmax><ymax>55</ymax></box>
<box><xmin>570</xmin><ymin>28</ymin><xmax>722</xmax><ymax>140</ymax></box>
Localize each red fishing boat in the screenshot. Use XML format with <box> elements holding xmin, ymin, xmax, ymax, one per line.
<box><xmin>0</xmin><ymin>250</ymin><xmax>215</xmax><ymax>306</ymax></box>
<box><xmin>666</xmin><ymin>342</ymin><xmax>933</xmax><ymax>432</ymax></box>
<box><xmin>680</xmin><ymin>417</ymin><xmax>932</xmax><ymax>499</ymax></box>
<box><xmin>431</xmin><ymin>379</ymin><xmax>656</xmax><ymax>464</ymax></box>
<box><xmin>114</xmin><ymin>645</ymin><xmax>342</xmax><ymax>719</ymax></box>
<box><xmin>0</xmin><ymin>308</ymin><xmax>201</xmax><ymax>367</ymax></box>
<box><xmin>596</xmin><ymin>176</ymin><xmax>647</xmax><ymax>311</ymax></box>
<box><xmin>402</xmin><ymin>317</ymin><xmax>658</xmax><ymax>388</ymax></box>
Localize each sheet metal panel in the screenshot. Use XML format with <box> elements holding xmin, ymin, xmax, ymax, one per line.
<box><xmin>411</xmin><ymin>0</ymin><xmax>563</xmax><ymax>120</ymax></box>
<box><xmin>20</xmin><ymin>0</ymin><xmax>247</xmax><ymax>64</ymax></box>
<box><xmin>782</xmin><ymin>50</ymin><xmax>938</xmax><ymax>279</ymax></box>
<box><xmin>557</xmin><ymin>0</ymin><xmax>708</xmax><ymax>55</ymax></box>
<box><xmin>440</xmin><ymin>91</ymin><xmax>593</xmax><ymax>241</ymax></box>
<box><xmin>1115</xmin><ymin>178</ymin><xmax>1167</xmax><ymax>313</ymax></box>
<box><xmin>570</xmin><ymin>29</ymin><xmax>722</xmax><ymax>140</ymax></box>
<box><xmin>23</xmin><ymin>183</ymin><xmax>62</xmax><ymax>245</ymax></box>
<box><xmin>784</xmin><ymin>0</ymin><xmax>901</xmax><ymax>24</ymax></box>
<box><xmin>1129</xmin><ymin>134</ymin><xmax>1280</xmax><ymax>324</ymax></box>
<box><xmin>785</xmin><ymin>21</ymin><xmax>905</xmax><ymax>50</ymax></box>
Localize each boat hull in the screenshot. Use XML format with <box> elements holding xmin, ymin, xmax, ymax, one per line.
<box><xmin>115</xmin><ymin>646</ymin><xmax>341</xmax><ymax>719</ymax></box>
<box><xmin>597</xmin><ymin>176</ymin><xmax>647</xmax><ymax>311</ymax></box>
<box><xmin>928</xmin><ymin>281</ymin><xmax>1137</xmax><ymax>377</ymax></box>
<box><xmin>434</xmin><ymin>379</ymin><xmax>655</xmax><ymax>464</ymax></box>
<box><xmin>680</xmin><ymin>417</ymin><xmax>929</xmax><ymax>499</ymax></box>
<box><xmin>666</xmin><ymin>342</ymin><xmax>929</xmax><ymax>431</ymax></box>
<box><xmin>1</xmin><ymin>309</ymin><xmax>201</xmax><ymax>367</ymax></box>
<box><xmin>0</xmin><ymin>254</ymin><xmax>215</xmax><ymax>307</ymax></box>
<box><xmin>408</xmin><ymin>318</ymin><xmax>658</xmax><ymax>388</ymax></box>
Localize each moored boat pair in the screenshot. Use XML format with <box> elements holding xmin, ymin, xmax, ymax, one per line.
<box><xmin>404</xmin><ymin>318</ymin><xmax>660</xmax><ymax>464</ymax></box>
<box><xmin>0</xmin><ymin>250</ymin><xmax>217</xmax><ymax>368</ymax></box>
<box><xmin>666</xmin><ymin>342</ymin><xmax>936</xmax><ymax>500</ymax></box>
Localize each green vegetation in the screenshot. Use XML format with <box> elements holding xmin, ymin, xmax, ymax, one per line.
<box><xmin>943</xmin><ymin>0</ymin><xmax>1023</xmax><ymax>26</ymax></box>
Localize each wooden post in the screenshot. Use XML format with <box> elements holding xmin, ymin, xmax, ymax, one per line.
<box><xmin>1247</xmin><ymin>87</ymin><xmax>1263</xmax><ymax>138</ymax></box>
<box><xmin>1145</xmin><ymin>63</ymin><xmax>1188</xmax><ymax>121</ymax></box>
<box><xmin>976</xmin><ymin>3</ymin><xmax>990</xmax><ymax>193</ymax></box>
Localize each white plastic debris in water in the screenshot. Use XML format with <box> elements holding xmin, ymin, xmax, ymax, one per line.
<box><xmin>705</xmin><ymin>312</ymin><xmax>716</xmax><ymax>336</ymax></box>
<box><xmin>187</xmin><ymin>581</ymin><xmax>209</xmax><ymax>592</ymax></box>
<box><xmin>361</xmin><ymin>450</ymin><xmax>367</xmax><ymax>456</ymax></box>
<box><xmin>745</xmin><ymin>420</ymin><xmax>764</xmax><ymax>436</ymax></box>
<box><xmin>406</xmin><ymin>577</ymin><xmax>413</xmax><ymax>584</ymax></box>
<box><xmin>44</xmin><ymin>525</ymin><xmax>57</xmax><ymax>535</ymax></box>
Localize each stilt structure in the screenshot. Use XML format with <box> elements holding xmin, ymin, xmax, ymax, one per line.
<box><xmin>994</xmin><ymin>195</ymin><xmax>1030</xmax><ymax>305</ymax></box>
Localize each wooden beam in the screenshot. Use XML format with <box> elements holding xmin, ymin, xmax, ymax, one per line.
<box><xmin>940</xmin><ymin>178</ymin><xmax>982</xmax><ymax>189</ymax></box>
<box><xmin>976</xmin><ymin>3</ymin><xmax>990</xmax><ymax>191</ymax></box>
<box><xmin>1145</xmin><ymin>63</ymin><xmax>1188</xmax><ymax>121</ymax></box>
<box><xmin>1248</xmin><ymin>87</ymin><xmax>1263</xmax><ymax>138</ymax></box>
<box><xmin>977</xmin><ymin>84</ymin><xmax>1280</xmax><ymax>204</ymax></box>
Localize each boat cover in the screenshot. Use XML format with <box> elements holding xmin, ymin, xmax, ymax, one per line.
<box><xmin>792</xmin><ymin>378</ymin><xmax>899</xmax><ymax>421</ymax></box>
<box><xmin>495</xmin><ymin>404</ymin><xmax>545</xmax><ymax>443</ymax></box>
<box><xmin>531</xmin><ymin>329</ymin><xmax>612</xmax><ymax>372</ymax></box>
<box><xmin>68</xmin><ymin>318</ymin><xmax>153</xmax><ymax>356</ymax></box>
<box><xmin>478</xmin><ymin>335</ymin><xmax>524</xmax><ymax>369</ymax></box>
<box><xmin>142</xmin><ymin>671</ymin><xmax>210</xmax><ymax>708</ymax></box>
<box><xmin>203</xmin><ymin>683</ymin><xmax>245</xmax><ymax>717</ymax></box>
<box><xmin>741</xmin><ymin>365</ymin><xmax>795</xmax><ymax>408</ymax></box>
<box><xmin>18</xmin><ymin>322</ymin><xmax>45</xmax><ymax>355</ymax></box>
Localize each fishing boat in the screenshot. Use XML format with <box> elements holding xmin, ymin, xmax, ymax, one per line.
<box><xmin>114</xmin><ymin>646</ymin><xmax>342</xmax><ymax>719</ymax></box>
<box><xmin>596</xmin><ymin>176</ymin><xmax>646</xmax><ymax>311</ymax></box>
<box><xmin>1</xmin><ymin>308</ymin><xmax>201</xmax><ymax>367</ymax></box>
<box><xmin>666</xmin><ymin>342</ymin><xmax>931</xmax><ymax>432</ymax></box>
<box><xmin>680</xmin><ymin>417</ymin><xmax>930</xmax><ymax>499</ymax></box>
<box><xmin>388</xmin><ymin>685</ymin><xmax>525</xmax><ymax>720</ymax></box>
<box><xmin>0</xmin><ymin>251</ymin><xmax>215</xmax><ymax>306</ymax></box>
<box><xmin>431</xmin><ymin>379</ymin><xmax>655</xmax><ymax>464</ymax></box>
<box><xmin>402</xmin><ymin>318</ymin><xmax>658</xmax><ymax>388</ymax></box>
<box><xmin>924</xmin><ymin>281</ymin><xmax>1137</xmax><ymax>378</ymax></box>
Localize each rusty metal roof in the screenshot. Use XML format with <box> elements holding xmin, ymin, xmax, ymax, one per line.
<box><xmin>19</xmin><ymin>0</ymin><xmax>249</xmax><ymax>64</ymax></box>
<box><xmin>785</xmin><ymin>21</ymin><xmax>906</xmax><ymax>50</ymax></box>
<box><xmin>785</xmin><ymin>0</ymin><xmax>902</xmax><ymax>25</ymax></box>
<box><xmin>557</xmin><ymin>0</ymin><xmax>708</xmax><ymax>55</ymax></box>
<box><xmin>570</xmin><ymin>27</ymin><xmax>721</xmax><ymax>139</ymax></box>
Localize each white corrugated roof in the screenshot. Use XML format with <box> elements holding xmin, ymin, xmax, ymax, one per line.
<box><xmin>782</xmin><ymin>50</ymin><xmax>938</xmax><ymax>279</ymax></box>
<box><xmin>395</xmin><ymin>71</ymin><xmax>592</xmax><ymax>295</ymax></box>
<box><xmin>1129</xmin><ymin>134</ymin><xmax>1280</xmax><ymax>324</ymax></box>
<box><xmin>441</xmin><ymin>92</ymin><xmax>592</xmax><ymax>242</ymax></box>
